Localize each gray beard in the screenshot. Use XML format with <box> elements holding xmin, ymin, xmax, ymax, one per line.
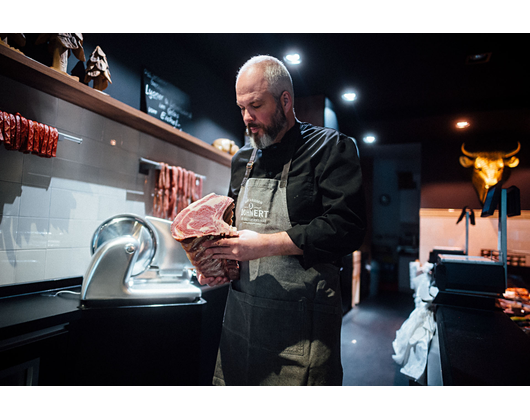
<box><xmin>249</xmin><ymin>132</ymin><xmax>275</xmax><ymax>149</ymax></box>
<box><xmin>247</xmin><ymin>103</ymin><xmax>288</xmax><ymax>150</ymax></box>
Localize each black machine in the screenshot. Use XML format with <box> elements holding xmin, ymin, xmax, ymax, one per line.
<box><xmin>433</xmin><ymin>184</ymin><xmax>521</xmax><ymax>309</ymax></box>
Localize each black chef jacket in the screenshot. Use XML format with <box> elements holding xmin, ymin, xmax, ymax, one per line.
<box><xmin>228</xmin><ymin>120</ymin><xmax>366</xmax><ymax>269</ymax></box>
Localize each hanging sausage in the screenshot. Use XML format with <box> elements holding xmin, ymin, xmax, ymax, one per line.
<box><xmin>151</xmin><ymin>161</ymin><xmax>205</xmax><ymax>221</ymax></box>
<box><xmin>0</xmin><ymin>109</ymin><xmax>59</xmax><ymax>157</ymax></box>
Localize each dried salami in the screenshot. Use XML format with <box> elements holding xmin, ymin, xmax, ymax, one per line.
<box><xmin>40</xmin><ymin>124</ymin><xmax>50</xmax><ymax>156</ymax></box>
<box><xmin>0</xmin><ymin>111</ymin><xmax>4</xmax><ymax>143</ymax></box>
<box><xmin>17</xmin><ymin>113</ymin><xmax>28</xmax><ymax>152</ymax></box>
<box><xmin>3</xmin><ymin>113</ymin><xmax>15</xmax><ymax>149</ymax></box>
<box><xmin>32</xmin><ymin>122</ymin><xmax>42</xmax><ymax>154</ymax></box>
<box><xmin>26</xmin><ymin>120</ymin><xmax>35</xmax><ymax>153</ymax></box>
<box><xmin>50</xmin><ymin>127</ymin><xmax>59</xmax><ymax>157</ymax></box>
<box><xmin>0</xmin><ymin>110</ymin><xmax>59</xmax><ymax>157</ymax></box>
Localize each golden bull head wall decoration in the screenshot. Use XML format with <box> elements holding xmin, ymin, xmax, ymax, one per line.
<box><xmin>459</xmin><ymin>142</ymin><xmax>520</xmax><ymax>204</ymax></box>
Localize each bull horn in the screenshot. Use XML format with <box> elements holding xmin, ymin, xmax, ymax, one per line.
<box><xmin>504</xmin><ymin>141</ymin><xmax>521</xmax><ymax>158</ymax></box>
<box><xmin>461</xmin><ymin>143</ymin><xmax>478</xmax><ymax>158</ymax></box>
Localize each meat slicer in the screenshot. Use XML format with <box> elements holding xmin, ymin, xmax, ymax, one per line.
<box><xmin>81</xmin><ymin>214</ymin><xmax>202</xmax><ymax>307</ymax></box>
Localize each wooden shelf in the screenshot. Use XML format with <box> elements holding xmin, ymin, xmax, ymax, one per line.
<box><xmin>0</xmin><ymin>44</ymin><xmax>232</xmax><ymax>167</ymax></box>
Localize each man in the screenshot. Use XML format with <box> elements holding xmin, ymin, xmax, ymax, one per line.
<box><xmin>199</xmin><ymin>55</ymin><xmax>366</xmax><ymax>385</ymax></box>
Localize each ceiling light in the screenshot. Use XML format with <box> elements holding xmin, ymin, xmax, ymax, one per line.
<box><xmin>342</xmin><ymin>92</ymin><xmax>357</xmax><ymax>102</ymax></box>
<box><xmin>284</xmin><ymin>53</ymin><xmax>301</xmax><ymax>65</ymax></box>
<box><xmin>465</xmin><ymin>52</ymin><xmax>491</xmax><ymax>65</ymax></box>
<box><xmin>363</xmin><ymin>135</ymin><xmax>376</xmax><ymax>144</ymax></box>
<box><xmin>456</xmin><ymin>121</ymin><xmax>470</xmax><ymax>129</ymax></box>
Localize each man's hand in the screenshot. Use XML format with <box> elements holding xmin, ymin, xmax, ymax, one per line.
<box><xmin>201</xmin><ymin>229</ymin><xmax>302</xmax><ymax>262</ymax></box>
<box><xmin>196</xmin><ymin>230</ymin><xmax>302</xmax><ymax>287</ymax></box>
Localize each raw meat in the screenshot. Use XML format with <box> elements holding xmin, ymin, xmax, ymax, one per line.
<box><xmin>171</xmin><ymin>193</ymin><xmax>239</xmax><ymax>280</ymax></box>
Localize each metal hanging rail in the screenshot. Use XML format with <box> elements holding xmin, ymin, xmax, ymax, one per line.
<box><xmin>139</xmin><ymin>157</ymin><xmax>206</xmax><ymax>179</ymax></box>
<box><xmin>57</xmin><ymin>131</ymin><xmax>83</xmax><ymax>144</ymax></box>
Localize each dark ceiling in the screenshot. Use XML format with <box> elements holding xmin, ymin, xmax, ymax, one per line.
<box><xmin>175</xmin><ymin>33</ymin><xmax>529</xmax><ymax>149</ymax></box>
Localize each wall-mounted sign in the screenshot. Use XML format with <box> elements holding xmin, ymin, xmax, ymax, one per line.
<box><xmin>141</xmin><ymin>69</ymin><xmax>192</xmax><ymax>130</ymax></box>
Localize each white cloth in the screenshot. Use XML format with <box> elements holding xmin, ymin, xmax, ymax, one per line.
<box><xmin>392</xmin><ymin>261</ymin><xmax>438</xmax><ymax>383</ymax></box>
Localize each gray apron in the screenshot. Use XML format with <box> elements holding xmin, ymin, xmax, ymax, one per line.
<box><xmin>213</xmin><ymin>148</ymin><xmax>343</xmax><ymax>386</ymax></box>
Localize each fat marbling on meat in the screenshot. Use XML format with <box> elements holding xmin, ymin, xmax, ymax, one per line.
<box><xmin>171</xmin><ymin>192</ymin><xmax>239</xmax><ymax>280</ymax></box>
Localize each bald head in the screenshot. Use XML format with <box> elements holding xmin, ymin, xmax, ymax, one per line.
<box><xmin>235</xmin><ymin>55</ymin><xmax>296</xmax><ymax>148</ymax></box>
<box><xmin>236</xmin><ymin>55</ymin><xmax>294</xmax><ymax>105</ymax></box>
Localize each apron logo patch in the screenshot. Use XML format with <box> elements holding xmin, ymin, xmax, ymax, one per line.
<box><xmin>240</xmin><ymin>199</ymin><xmax>270</xmax><ymax>224</ymax></box>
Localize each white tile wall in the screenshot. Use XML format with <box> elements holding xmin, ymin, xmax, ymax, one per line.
<box><xmin>0</xmin><ymin>76</ymin><xmax>231</xmax><ymax>286</ymax></box>
<box><xmin>419</xmin><ymin>208</ymin><xmax>530</xmax><ymax>264</ymax></box>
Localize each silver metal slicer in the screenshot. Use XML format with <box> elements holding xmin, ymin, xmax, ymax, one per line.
<box><xmin>81</xmin><ymin>214</ymin><xmax>202</xmax><ymax>307</ymax></box>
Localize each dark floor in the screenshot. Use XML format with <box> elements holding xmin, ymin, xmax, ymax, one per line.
<box><xmin>341</xmin><ymin>291</ymin><xmax>415</xmax><ymax>386</ymax></box>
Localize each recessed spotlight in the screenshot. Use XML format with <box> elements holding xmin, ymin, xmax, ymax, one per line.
<box><xmin>363</xmin><ymin>135</ymin><xmax>376</xmax><ymax>144</ymax></box>
<box><xmin>465</xmin><ymin>52</ymin><xmax>491</xmax><ymax>65</ymax></box>
<box><xmin>284</xmin><ymin>53</ymin><xmax>301</xmax><ymax>65</ymax></box>
<box><xmin>342</xmin><ymin>92</ymin><xmax>357</xmax><ymax>102</ymax></box>
<box><xmin>456</xmin><ymin>121</ymin><xmax>470</xmax><ymax>129</ymax></box>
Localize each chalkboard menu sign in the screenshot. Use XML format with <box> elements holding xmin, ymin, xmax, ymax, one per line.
<box><xmin>141</xmin><ymin>69</ymin><xmax>192</xmax><ymax>130</ymax></box>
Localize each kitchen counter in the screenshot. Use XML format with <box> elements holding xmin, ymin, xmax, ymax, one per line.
<box><xmin>435</xmin><ymin>303</ymin><xmax>530</xmax><ymax>385</ymax></box>
<box><xmin>0</xmin><ymin>279</ymin><xmax>82</xmax><ymax>342</ymax></box>
<box><xmin>0</xmin><ymin>278</ymin><xmax>229</xmax><ymax>385</ymax></box>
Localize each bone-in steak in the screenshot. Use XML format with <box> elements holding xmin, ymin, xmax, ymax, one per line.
<box><xmin>171</xmin><ymin>193</ymin><xmax>239</xmax><ymax>280</ymax></box>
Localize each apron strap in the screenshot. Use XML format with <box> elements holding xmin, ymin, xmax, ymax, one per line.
<box><xmin>280</xmin><ymin>159</ymin><xmax>292</xmax><ymax>188</ymax></box>
<box><xmin>241</xmin><ymin>148</ymin><xmax>258</xmax><ymax>187</ymax></box>
<box><xmin>241</xmin><ymin>147</ymin><xmax>292</xmax><ymax>188</ymax></box>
